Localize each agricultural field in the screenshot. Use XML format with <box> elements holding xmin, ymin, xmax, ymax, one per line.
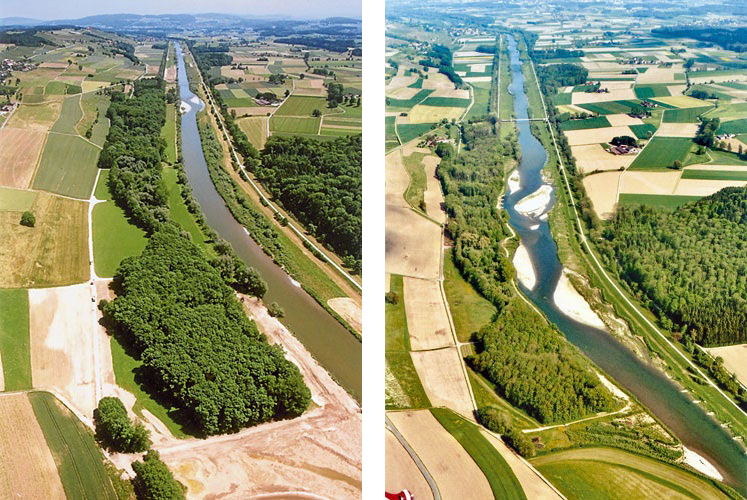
<box><xmin>0</xmin><ymin>192</ymin><xmax>88</xmax><ymax>288</ymax></box>
<box><xmin>92</xmin><ymin>189</ymin><xmax>148</xmax><ymax>278</ymax></box>
<box><xmin>32</xmin><ymin>134</ymin><xmax>101</xmax><ymax>199</ymax></box>
<box><xmin>0</xmin><ymin>288</ymin><xmax>32</xmax><ymax>391</ymax></box>
<box><xmin>0</xmin><ymin>128</ymin><xmax>46</xmax><ymax>189</ymax></box>
<box><xmin>628</xmin><ymin>137</ymin><xmax>696</xmax><ymax>170</ymax></box>
<box><xmin>533</xmin><ymin>448</ymin><xmax>730</xmax><ymax>500</ymax></box>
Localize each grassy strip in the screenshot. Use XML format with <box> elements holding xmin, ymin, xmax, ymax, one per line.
<box><xmin>0</xmin><ymin>288</ymin><xmax>31</xmax><ymax>390</ymax></box>
<box><xmin>618</xmin><ymin>193</ymin><xmax>701</xmax><ymax>210</ymax></box>
<box><xmin>162</xmin><ymin>104</ymin><xmax>177</xmax><ymax>163</ymax></box>
<box><xmin>499</xmin><ymin>38</ymin><xmax>514</xmax><ymax>120</ymax></box>
<box><xmin>442</xmin><ymin>248</ymin><xmax>496</xmax><ymax>343</ymax></box>
<box><xmin>431</xmin><ymin>407</ymin><xmax>527</xmax><ymax>500</ymax></box>
<box><xmin>162</xmin><ymin>166</ymin><xmax>212</xmax><ymax>252</ymax></box>
<box><xmin>29</xmin><ymin>392</ymin><xmax>118</xmax><ymax>499</ymax></box>
<box><xmin>402</xmin><ymin>152</ymin><xmax>427</xmax><ymax>211</ymax></box>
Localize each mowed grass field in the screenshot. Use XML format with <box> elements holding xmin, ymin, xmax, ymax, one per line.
<box><xmin>618</xmin><ymin>193</ymin><xmax>701</xmax><ymax>210</ymax></box>
<box><xmin>532</xmin><ymin>448</ymin><xmax>731</xmax><ymax>500</ymax></box>
<box><xmin>662</xmin><ymin>106</ymin><xmax>713</xmax><ymax>123</ymax></box>
<box><xmin>32</xmin><ymin>134</ymin><xmax>100</xmax><ymax>199</ymax></box>
<box><xmin>269</xmin><ymin>116</ymin><xmax>320</xmax><ymax>135</ymax></box>
<box><xmin>442</xmin><ymin>249</ymin><xmax>496</xmax><ymax>343</ymax></box>
<box><xmin>237</xmin><ymin>116</ymin><xmax>268</xmax><ymax>149</ymax></box>
<box><xmin>29</xmin><ymin>392</ymin><xmax>118</xmax><ymax>499</ymax></box>
<box><xmin>682</xmin><ymin>169</ymin><xmax>747</xmax><ymax>181</ymax></box>
<box><xmin>274</xmin><ymin>95</ymin><xmax>334</xmax><ymax>116</ymax></box>
<box><xmin>561</xmin><ymin>116</ymin><xmax>612</xmax><ymax>131</ymax></box>
<box><xmin>50</xmin><ymin>95</ymin><xmax>83</xmax><ymax>135</ymax></box>
<box><xmin>0</xmin><ymin>187</ymin><xmax>36</xmax><ymax>211</ymax></box>
<box><xmin>0</xmin><ymin>192</ymin><xmax>88</xmax><ymax>288</ymax></box>
<box><xmin>0</xmin><ymin>288</ymin><xmax>32</xmax><ymax>390</ymax></box>
<box><xmin>163</xmin><ymin>167</ymin><xmax>211</xmax><ymax>251</ymax></box>
<box><xmin>431</xmin><ymin>408</ymin><xmax>526</xmax><ymax>500</ymax></box>
<box><xmin>629</xmin><ymin>137</ymin><xmax>694</xmax><ymax>170</ymax></box>
<box><xmin>92</xmin><ymin>172</ymin><xmax>148</xmax><ymax>278</ymax></box>
<box><xmin>161</xmin><ymin>104</ymin><xmax>177</xmax><ymax>163</ymax></box>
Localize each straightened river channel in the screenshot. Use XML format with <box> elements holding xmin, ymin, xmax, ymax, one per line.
<box><xmin>174</xmin><ymin>42</ymin><xmax>362</xmax><ymax>402</ymax></box>
<box><xmin>502</xmin><ymin>34</ymin><xmax>746</xmax><ymax>493</ymax></box>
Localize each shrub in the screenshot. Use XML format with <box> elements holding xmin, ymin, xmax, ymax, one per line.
<box><xmin>476</xmin><ymin>405</ymin><xmax>512</xmax><ymax>434</ymax></box>
<box><xmin>503</xmin><ymin>428</ymin><xmax>536</xmax><ymax>458</ymax></box>
<box><xmin>20</xmin><ymin>211</ymin><xmax>35</xmax><ymax>227</ymax></box>
<box><xmin>94</xmin><ymin>397</ymin><xmax>151</xmax><ymax>452</ymax></box>
<box><xmin>132</xmin><ymin>450</ymin><xmax>185</xmax><ymax>500</ymax></box>
<box><xmin>268</xmin><ymin>302</ymin><xmax>285</xmax><ymax>318</ymax></box>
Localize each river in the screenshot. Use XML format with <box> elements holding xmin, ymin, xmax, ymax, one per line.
<box><xmin>173</xmin><ymin>42</ymin><xmax>362</xmax><ymax>402</ymax></box>
<box><xmin>502</xmin><ymin>35</ymin><xmax>746</xmax><ymax>493</ymax></box>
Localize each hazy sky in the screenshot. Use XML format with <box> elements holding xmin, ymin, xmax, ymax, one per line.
<box><xmin>1</xmin><ymin>0</ymin><xmax>361</xmax><ymax>20</ymax></box>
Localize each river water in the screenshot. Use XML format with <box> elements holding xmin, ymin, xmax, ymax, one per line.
<box><xmin>502</xmin><ymin>35</ymin><xmax>746</xmax><ymax>493</ymax></box>
<box><xmin>173</xmin><ymin>43</ymin><xmax>362</xmax><ymax>402</ymax></box>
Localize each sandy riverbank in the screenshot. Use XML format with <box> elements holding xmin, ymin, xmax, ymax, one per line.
<box><xmin>515</xmin><ymin>185</ymin><xmax>553</xmax><ymax>218</ymax></box>
<box><xmin>683</xmin><ymin>447</ymin><xmax>723</xmax><ymax>481</ymax></box>
<box><xmin>553</xmin><ymin>270</ymin><xmax>606</xmax><ymax>329</ymax></box>
<box><xmin>513</xmin><ymin>243</ymin><xmax>536</xmax><ymax>290</ymax></box>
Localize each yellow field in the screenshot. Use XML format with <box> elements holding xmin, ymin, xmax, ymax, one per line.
<box><xmin>5</xmin><ymin>100</ymin><xmax>61</xmax><ymax>131</ymax></box>
<box><xmin>403</xmin><ymin>277</ymin><xmax>452</xmax><ymax>350</ymax></box>
<box><xmin>656</xmin><ymin>123</ymin><xmax>700</xmax><ymax>137</ymax></box>
<box><xmin>385</xmin><ymin>427</ymin><xmax>434</xmax><ymax>500</ymax></box>
<box><xmin>565</xmin><ymin>126</ymin><xmax>635</xmax><ymax>146</ymax></box>
<box><xmin>0</xmin><ymin>394</ymin><xmax>66</xmax><ymax>498</ymax></box>
<box><xmin>605</xmin><ymin>113</ymin><xmax>644</xmax><ymax>127</ymax></box>
<box><xmin>0</xmin><ymin>128</ymin><xmax>46</xmax><ymax>189</ymax></box>
<box><xmin>571</xmin><ymin>89</ymin><xmax>636</xmax><ymax>105</ymax></box>
<box><xmin>388</xmin><ymin>410</ymin><xmax>491</xmax><ymax>499</ymax></box>
<box><xmin>652</xmin><ymin>95</ymin><xmax>711</xmax><ymax>108</ymax></box>
<box><xmin>583</xmin><ymin>171</ymin><xmax>623</xmax><ymax>219</ymax></box>
<box><xmin>422</xmin><ymin>154</ymin><xmax>445</xmax><ymax>223</ymax></box>
<box><xmin>619</xmin><ymin>171</ymin><xmax>680</xmax><ymax>195</ymax></box>
<box><xmin>237</xmin><ymin>116</ymin><xmax>268</xmax><ymax>150</ymax></box>
<box><xmin>673</xmin><ymin>179</ymin><xmax>747</xmax><ymax>196</ymax></box>
<box><xmin>410</xmin><ymin>348</ymin><xmax>474</xmax><ymax>418</ymax></box>
<box><xmin>572</xmin><ymin>144</ymin><xmax>635</xmax><ymax>173</ymax></box>
<box><xmin>409</xmin><ymin>105</ymin><xmax>466</xmax><ymax>124</ymax></box>
<box><xmin>704</xmin><ymin>344</ymin><xmax>747</xmax><ymax>387</ymax></box>
<box><xmin>385</xmin><ymin>205</ymin><xmax>442</xmax><ymax>280</ymax></box>
<box><xmin>0</xmin><ymin>192</ymin><xmax>88</xmax><ymax>287</ymax></box>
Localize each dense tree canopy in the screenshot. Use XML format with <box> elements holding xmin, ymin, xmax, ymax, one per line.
<box><xmin>132</xmin><ymin>451</ymin><xmax>185</xmax><ymax>500</ymax></box>
<box><xmin>600</xmin><ymin>188</ymin><xmax>747</xmax><ymax>346</ymax></box>
<box><xmin>94</xmin><ymin>397</ymin><xmax>150</xmax><ymax>453</ymax></box>
<box><xmin>104</xmin><ymin>227</ymin><xmax>311</xmax><ymax>435</ymax></box>
<box><xmin>536</xmin><ymin>63</ymin><xmax>589</xmax><ymax>95</ymax></box>
<box><xmin>469</xmin><ymin>300</ymin><xmax>614</xmax><ymax>423</ymax></box>
<box><xmin>257</xmin><ymin>135</ymin><xmax>362</xmax><ymax>261</ymax></box>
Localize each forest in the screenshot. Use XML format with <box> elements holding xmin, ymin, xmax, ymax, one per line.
<box><xmin>256</xmin><ymin>135</ymin><xmax>362</xmax><ymax>263</ymax></box>
<box><xmin>652</xmin><ymin>26</ymin><xmax>747</xmax><ymax>52</ymax></box>
<box><xmin>535</xmin><ymin>63</ymin><xmax>589</xmax><ymax>95</ymax></box>
<box><xmin>419</xmin><ymin>44</ymin><xmax>463</xmax><ymax>85</ymax></box>
<box><xmin>600</xmin><ymin>187</ymin><xmax>747</xmax><ymax>346</ymax></box>
<box><xmin>469</xmin><ymin>301</ymin><xmax>614</xmax><ymax>423</ymax></box>
<box><xmin>103</xmin><ymin>227</ymin><xmax>311</xmax><ymax>435</ymax></box>
<box><xmin>439</xmin><ymin>120</ymin><xmax>614</xmax><ymax>423</ymax></box>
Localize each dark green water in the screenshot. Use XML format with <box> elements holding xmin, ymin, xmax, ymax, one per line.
<box><xmin>503</xmin><ymin>35</ymin><xmax>746</xmax><ymax>493</ymax></box>
<box><xmin>174</xmin><ymin>43</ymin><xmax>362</xmax><ymax>402</ymax></box>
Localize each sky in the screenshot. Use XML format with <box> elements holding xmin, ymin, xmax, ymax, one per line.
<box><xmin>0</xmin><ymin>0</ymin><xmax>361</xmax><ymax>21</ymax></box>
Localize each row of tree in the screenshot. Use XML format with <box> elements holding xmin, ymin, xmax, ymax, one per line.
<box><xmin>103</xmin><ymin>227</ymin><xmax>311</xmax><ymax>436</ymax></box>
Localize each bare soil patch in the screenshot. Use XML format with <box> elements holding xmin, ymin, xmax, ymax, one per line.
<box><xmin>656</xmin><ymin>122</ymin><xmax>699</xmax><ymax>137</ymax></box>
<box><xmin>673</xmin><ymin>179</ymin><xmax>747</xmax><ymax>196</ymax></box>
<box><xmin>385</xmin><ymin>150</ymin><xmax>409</xmax><ymax>207</ymax></box>
<box><xmin>385</xmin><ymin>427</ymin><xmax>434</xmax><ymax>500</ymax></box>
<box><xmin>403</xmin><ymin>277</ymin><xmax>452</xmax><ymax>351</ymax></box>
<box><xmin>29</xmin><ymin>284</ymin><xmax>97</xmax><ymax>418</ymax></box>
<box><xmin>422</xmin><ymin>154</ymin><xmax>446</xmax><ymax>223</ymax></box>
<box><xmin>619</xmin><ymin>171</ymin><xmax>680</xmax><ymax>195</ymax></box>
<box><xmin>584</xmin><ymin>171</ymin><xmax>622</xmax><ymax>219</ymax></box>
<box><xmin>0</xmin><ymin>393</ymin><xmax>66</xmax><ymax>498</ymax></box>
<box><xmin>385</xmin><ymin>205</ymin><xmax>442</xmax><ymax>280</ymax></box>
<box><xmin>704</xmin><ymin>344</ymin><xmax>747</xmax><ymax>387</ymax></box>
<box><xmin>572</xmin><ymin>144</ymin><xmax>635</xmax><ymax>173</ymax></box>
<box><xmin>388</xmin><ymin>410</ymin><xmax>491</xmax><ymax>499</ymax></box>
<box><xmin>328</xmin><ymin>297</ymin><xmax>362</xmax><ymax>334</ymax></box>
<box><xmin>565</xmin><ymin>126</ymin><xmax>636</xmax><ymax>147</ymax></box>
<box><xmin>605</xmin><ymin>113</ymin><xmax>644</xmax><ymax>127</ymax></box>
<box><xmin>410</xmin><ymin>348</ymin><xmax>473</xmax><ymax>418</ymax></box>
<box><xmin>0</xmin><ymin>128</ymin><xmax>46</xmax><ymax>189</ymax></box>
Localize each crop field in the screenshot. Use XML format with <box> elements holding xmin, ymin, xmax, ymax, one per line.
<box><xmin>466</xmin><ymin>81</ymin><xmax>491</xmax><ymax>120</ymax></box>
<box><xmin>274</xmin><ymin>95</ymin><xmax>333</xmax><ymax>116</ymax></box>
<box><xmin>532</xmin><ymin>448</ymin><xmax>730</xmax><ymax>500</ymax></box>
<box><xmin>564</xmin><ymin>126</ymin><xmax>635</xmax><ymax>146</ymax></box>
<box><xmin>92</xmin><ymin>200</ymin><xmax>148</xmax><ymax>278</ymax></box>
<box><xmin>576</xmin><ymin>100</ymin><xmax>641</xmax><ymax>115</ymax></box>
<box><xmin>388</xmin><ymin>410</ymin><xmax>493</xmax><ymax>498</ymax></box>
<box><xmin>50</xmin><ymin>95</ymin><xmax>83</xmax><ymax>135</ymax></box>
<box><xmin>0</xmin><ymin>187</ymin><xmax>36</xmax><ymax>211</ymax></box>
<box><xmin>421</xmin><ymin>96</ymin><xmax>471</xmax><ymax>107</ymax></box>
<box><xmin>662</xmin><ymin>106</ymin><xmax>713</xmax><ymax>123</ymax></box>
<box><xmin>409</xmin><ymin>105</ymin><xmax>465</xmax><ymax>124</ymax></box>
<box><xmin>0</xmin><ymin>128</ymin><xmax>46</xmax><ymax>189</ymax></box>
<box><xmin>162</xmin><ymin>104</ymin><xmax>177</xmax><ymax>163</ymax></box>
<box><xmin>32</xmin><ymin>135</ymin><xmax>100</xmax><ymax>199</ymax></box>
<box><xmin>386</xmin><ymin>89</ymin><xmax>434</xmax><ymax>109</ymax></box>
<box><xmin>237</xmin><ymin>116</ymin><xmax>268</xmax><ymax>149</ymax></box>
<box><xmin>77</xmin><ymin>93</ymin><xmax>110</xmax><ymax>148</ymax></box>
<box><xmin>629</xmin><ymin>123</ymin><xmax>657</xmax><ymax>139</ymax></box>
<box><xmin>717</xmin><ymin>118</ymin><xmax>747</xmax><ymax>136</ymax></box>
<box><xmin>0</xmin><ymin>192</ymin><xmax>88</xmax><ymax>288</ymax></box>
<box><xmin>0</xmin><ymin>393</ymin><xmax>65</xmax><ymax>498</ymax></box>
<box><xmin>386</xmin><ymin>116</ymin><xmax>399</xmax><ymax>150</ymax></box>
<box><xmin>385</xmin><ymin>428</ymin><xmax>434</xmax><ymax>500</ymax></box>
<box><xmin>0</xmin><ymin>289</ymin><xmax>32</xmax><ymax>390</ymax></box>
<box><xmin>681</xmin><ymin>169</ymin><xmax>747</xmax><ymax>181</ymax></box>
<box><xmin>704</xmin><ymin>344</ymin><xmax>747</xmax><ymax>387</ymax></box>
<box><xmin>5</xmin><ymin>100</ymin><xmax>61</xmax><ymax>131</ymax></box>
<box><xmin>628</xmin><ymin>137</ymin><xmax>694</xmax><ymax>170</ymax></box>
<box><xmin>270</xmin><ymin>116</ymin><xmax>321</xmax><ymax>135</ymax></box>
<box><xmin>655</xmin><ymin>122</ymin><xmax>700</xmax><ymax>138</ymax></box>
<box><xmin>583</xmin><ymin>171</ymin><xmax>623</xmax><ymax>219</ymax></box>
<box><xmin>403</xmin><ymin>277</ymin><xmax>452</xmax><ymax>350</ymax></box>
<box><xmin>411</xmin><ymin>347</ymin><xmax>474</xmax><ymax>418</ymax></box>
<box><xmin>702</xmin><ymin>103</ymin><xmax>747</xmax><ymax>121</ymax></box>
<box><xmin>560</xmin><ymin>116</ymin><xmax>611</xmax><ymax>131</ymax></box>
<box><xmin>633</xmin><ymin>84</ymin><xmax>671</xmax><ymax>99</ymax></box>
<box><xmin>652</xmin><ymin>95</ymin><xmax>712</xmax><ymax>109</ymax></box>
<box><xmin>618</xmin><ymin>193</ymin><xmax>701</xmax><ymax>210</ymax></box>
<box><xmin>29</xmin><ymin>392</ymin><xmax>118</xmax><ymax>499</ymax></box>
<box><xmin>397</xmin><ymin>123</ymin><xmax>436</xmax><ymax>144</ymax></box>
<box><xmin>431</xmin><ymin>408</ymin><xmax>526</xmax><ymax>500</ymax></box>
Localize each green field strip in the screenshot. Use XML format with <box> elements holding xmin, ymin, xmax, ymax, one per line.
<box><xmin>628</xmin><ymin>123</ymin><xmax>657</xmax><ymax>140</ymax></box>
<box><xmin>681</xmin><ymin>169</ymin><xmax>747</xmax><ymax>181</ymax></box>
<box><xmin>0</xmin><ymin>187</ymin><xmax>37</xmax><ymax>211</ymax></box>
<box><xmin>29</xmin><ymin>392</ymin><xmax>117</xmax><ymax>499</ymax></box>
<box><xmin>0</xmin><ymin>289</ymin><xmax>32</xmax><ymax>390</ymax></box>
<box><xmin>385</xmin><ymin>116</ymin><xmax>399</xmax><ymax>149</ymax></box>
<box><xmin>560</xmin><ymin>116</ymin><xmax>612</xmax><ymax>131</ymax></box>
<box><xmin>275</xmin><ymin>95</ymin><xmax>331</xmax><ymax>116</ymax></box>
<box><xmin>32</xmin><ymin>134</ymin><xmax>100</xmax><ymax>199</ymax></box>
<box><xmin>320</xmin><ymin>127</ymin><xmax>360</xmax><ymax>136</ymax></box>
<box><xmin>618</xmin><ymin>193</ymin><xmax>701</xmax><ymax>210</ymax></box>
<box><xmin>576</xmin><ymin>100</ymin><xmax>642</xmax><ymax>116</ymax></box>
<box><xmin>270</xmin><ymin>116</ymin><xmax>321</xmax><ymax>135</ymax></box>
<box><xmin>628</xmin><ymin>137</ymin><xmax>695</xmax><ymax>170</ymax></box>
<box><xmin>420</xmin><ymin>96</ymin><xmax>472</xmax><ymax>108</ymax></box>
<box><xmin>633</xmin><ymin>84</ymin><xmax>671</xmax><ymax>99</ymax></box>
<box><xmin>552</xmin><ymin>92</ymin><xmax>572</xmax><ymax>106</ymax></box>
<box><xmin>466</xmin><ymin>81</ymin><xmax>491</xmax><ymax>120</ymax></box>
<box><xmin>431</xmin><ymin>407</ymin><xmax>527</xmax><ymax>500</ymax></box>
<box><xmin>408</xmin><ymin>78</ymin><xmax>424</xmax><ymax>88</ymax></box>
<box><xmin>386</xmin><ymin>89</ymin><xmax>434</xmax><ymax>110</ymax></box>
<box><xmin>50</xmin><ymin>95</ymin><xmax>83</xmax><ymax>135</ymax></box>
<box><xmin>222</xmin><ymin>97</ymin><xmax>258</xmax><ymax>108</ymax></box>
<box><xmin>162</xmin><ymin>104</ymin><xmax>177</xmax><ymax>163</ymax></box>
<box><xmin>717</xmin><ymin>118</ymin><xmax>747</xmax><ymax>136</ymax></box>
<box><xmin>662</xmin><ymin>106</ymin><xmax>713</xmax><ymax>123</ymax></box>
<box><xmin>397</xmin><ymin>123</ymin><xmax>437</xmax><ymax>144</ymax></box>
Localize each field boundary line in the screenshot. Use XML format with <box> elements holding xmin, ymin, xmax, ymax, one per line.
<box><xmin>188</xmin><ymin>46</ymin><xmax>362</xmax><ymax>293</ymax></box>
<box><xmin>526</xmin><ymin>50</ymin><xmax>747</xmax><ymax>422</ymax></box>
